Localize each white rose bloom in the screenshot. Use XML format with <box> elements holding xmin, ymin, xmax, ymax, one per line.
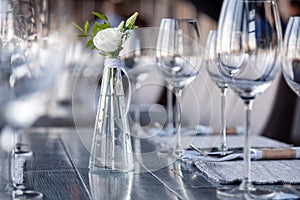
<box><xmin>93</xmin><ymin>28</ymin><xmax>123</xmax><ymax>53</ymax></box>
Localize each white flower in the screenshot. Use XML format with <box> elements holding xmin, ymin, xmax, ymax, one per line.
<box><xmin>93</xmin><ymin>28</ymin><xmax>123</xmax><ymax>53</ymax></box>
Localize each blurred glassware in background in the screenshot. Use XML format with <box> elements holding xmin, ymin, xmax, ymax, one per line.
<box><xmin>121</xmin><ymin>28</ymin><xmax>157</xmax><ymax>135</ymax></box>
<box><xmin>0</xmin><ymin>150</ymin><xmax>9</xmax><ymax>199</ymax></box>
<box><xmin>71</xmin><ymin>49</ymin><xmax>105</xmax><ymax>128</ymax></box>
<box><xmin>283</xmin><ymin>16</ymin><xmax>300</xmax><ymax>97</ymax></box>
<box><xmin>47</xmin><ymin>8</ymin><xmax>105</xmax><ymax>121</ymax></box>
<box><xmin>0</xmin><ymin>0</ymin><xmax>44</xmax><ymax>198</ymax></box>
<box><xmin>0</xmin><ymin>0</ymin><xmax>69</xmax><ymax>199</ymax></box>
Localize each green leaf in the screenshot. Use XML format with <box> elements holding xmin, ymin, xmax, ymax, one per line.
<box><xmin>72</xmin><ymin>21</ymin><xmax>84</xmax><ymax>32</ymax></box>
<box><xmin>98</xmin><ymin>23</ymin><xmax>110</xmax><ymax>30</ymax></box>
<box><xmin>77</xmin><ymin>33</ymin><xmax>89</xmax><ymax>37</ymax></box>
<box><xmin>92</xmin><ymin>12</ymin><xmax>108</xmax><ymax>21</ymax></box>
<box><xmin>84</xmin><ymin>20</ymin><xmax>89</xmax><ymax>33</ymax></box>
<box><xmin>92</xmin><ymin>45</ymin><xmax>98</xmax><ymax>50</ymax></box>
<box><xmin>104</xmin><ymin>21</ymin><xmax>110</xmax><ymax>26</ymax></box>
<box><xmin>92</xmin><ymin>22</ymin><xmax>99</xmax><ymax>35</ymax></box>
<box><xmin>92</xmin><ymin>23</ymin><xmax>110</xmax><ymax>36</ymax></box>
<box><xmin>86</xmin><ymin>39</ymin><xmax>93</xmax><ymax>47</ymax></box>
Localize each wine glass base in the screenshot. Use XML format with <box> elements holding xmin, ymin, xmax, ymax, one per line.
<box><xmin>172</xmin><ymin>147</ymin><xmax>186</xmax><ymax>159</ymax></box>
<box><xmin>15</xmin><ymin>143</ymin><xmax>33</xmax><ymax>157</ymax></box>
<box><xmin>218</xmin><ymin>145</ymin><xmax>228</xmax><ymax>152</ymax></box>
<box><xmin>15</xmin><ymin>149</ymin><xmax>33</xmax><ymax>158</ymax></box>
<box><xmin>217</xmin><ymin>186</ymin><xmax>276</xmax><ymax>199</ymax></box>
<box><xmin>13</xmin><ymin>190</ymin><xmax>43</xmax><ymax>200</ymax></box>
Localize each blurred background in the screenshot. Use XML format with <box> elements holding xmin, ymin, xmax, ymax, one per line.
<box><xmin>67</xmin><ymin>0</ymin><xmax>300</xmax><ymax>145</ymax></box>
<box><xmin>69</xmin><ymin>0</ymin><xmax>296</xmax><ymax>42</ymax></box>
<box><xmin>1</xmin><ymin>0</ymin><xmax>300</xmax><ymax>147</ymax></box>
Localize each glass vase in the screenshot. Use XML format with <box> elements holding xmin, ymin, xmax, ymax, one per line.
<box><xmin>89</xmin><ymin>57</ymin><xmax>134</xmax><ymax>172</ymax></box>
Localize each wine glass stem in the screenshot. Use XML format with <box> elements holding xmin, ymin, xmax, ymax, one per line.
<box><xmin>174</xmin><ymin>88</ymin><xmax>182</xmax><ymax>150</ymax></box>
<box><xmin>220</xmin><ymin>87</ymin><xmax>228</xmax><ymax>151</ymax></box>
<box><xmin>9</xmin><ymin>150</ymin><xmax>15</xmax><ymax>188</ymax></box>
<box><xmin>240</xmin><ymin>99</ymin><xmax>254</xmax><ymax>191</ymax></box>
<box><xmin>167</xmin><ymin>84</ymin><xmax>174</xmax><ymax>132</ymax></box>
<box><xmin>134</xmin><ymin>82</ymin><xmax>141</xmax><ymax>131</ymax></box>
<box><xmin>15</xmin><ymin>129</ymin><xmax>23</xmax><ymax>151</ymax></box>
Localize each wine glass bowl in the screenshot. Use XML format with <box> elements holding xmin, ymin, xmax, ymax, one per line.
<box><xmin>156</xmin><ymin>19</ymin><xmax>202</xmax><ymax>90</ymax></box>
<box><xmin>158</xmin><ymin>54</ymin><xmax>199</xmax><ymax>89</ymax></box>
<box><xmin>218</xmin><ymin>35</ymin><xmax>280</xmax><ymax>100</ymax></box>
<box><xmin>216</xmin><ymin>0</ymin><xmax>282</xmax><ymax>198</ymax></box>
<box><xmin>283</xmin><ymin>16</ymin><xmax>300</xmax><ymax>97</ymax></box>
<box><xmin>217</xmin><ymin>32</ymin><xmax>246</xmax><ymax>76</ymax></box>
<box><xmin>160</xmin><ymin>55</ymin><xmax>199</xmax><ymax>89</ymax></box>
<box><xmin>206</xmin><ymin>37</ymin><xmax>227</xmax><ymax>88</ymax></box>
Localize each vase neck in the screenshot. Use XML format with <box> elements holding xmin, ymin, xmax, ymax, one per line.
<box><xmin>104</xmin><ymin>57</ymin><xmax>121</xmax><ymax>69</ymax></box>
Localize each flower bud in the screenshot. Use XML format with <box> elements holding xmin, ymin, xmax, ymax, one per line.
<box><xmin>117</xmin><ymin>21</ymin><xmax>124</xmax><ymax>31</ymax></box>
<box><xmin>126</xmin><ymin>12</ymin><xmax>139</xmax><ymax>29</ymax></box>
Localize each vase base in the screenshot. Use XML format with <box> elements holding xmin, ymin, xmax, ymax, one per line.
<box><xmin>89</xmin><ymin>162</ymin><xmax>134</xmax><ymax>173</ymax></box>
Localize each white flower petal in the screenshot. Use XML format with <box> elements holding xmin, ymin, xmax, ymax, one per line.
<box><xmin>93</xmin><ymin>28</ymin><xmax>123</xmax><ymax>53</ymax></box>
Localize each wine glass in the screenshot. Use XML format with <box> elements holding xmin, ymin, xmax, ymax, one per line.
<box><xmin>121</xmin><ymin>28</ymin><xmax>156</xmax><ymax>134</ymax></box>
<box><xmin>0</xmin><ymin>0</ymin><xmax>38</xmax><ymax>157</ymax></box>
<box><xmin>205</xmin><ymin>30</ymin><xmax>228</xmax><ymax>151</ymax></box>
<box><xmin>282</xmin><ymin>16</ymin><xmax>300</xmax><ymax>97</ymax></box>
<box><xmin>216</xmin><ymin>0</ymin><xmax>282</xmax><ymax>199</ymax></box>
<box><xmin>156</xmin><ymin>18</ymin><xmax>202</xmax><ymax>152</ymax></box>
<box><xmin>157</xmin><ymin>20</ymin><xmax>175</xmax><ymax>137</ymax></box>
<box><xmin>282</xmin><ymin>20</ymin><xmax>300</xmax><ymax>197</ymax></box>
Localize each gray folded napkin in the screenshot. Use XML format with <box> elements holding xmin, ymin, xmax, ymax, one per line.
<box><xmin>195</xmin><ymin>159</ymin><xmax>300</xmax><ymax>184</ymax></box>
<box><xmin>151</xmin><ymin>132</ymin><xmax>300</xmax><ymax>184</ymax></box>
<box><xmin>188</xmin><ymin>135</ymin><xmax>300</xmax><ymax>184</ymax></box>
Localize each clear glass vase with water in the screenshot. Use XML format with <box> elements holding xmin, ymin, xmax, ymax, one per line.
<box><xmin>89</xmin><ymin>57</ymin><xmax>134</xmax><ymax>172</ymax></box>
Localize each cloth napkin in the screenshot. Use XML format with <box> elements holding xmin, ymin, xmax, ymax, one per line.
<box><xmin>150</xmin><ymin>133</ymin><xmax>300</xmax><ymax>183</ymax></box>
<box><xmin>187</xmin><ymin>135</ymin><xmax>300</xmax><ymax>184</ymax></box>
<box><xmin>195</xmin><ymin>159</ymin><xmax>300</xmax><ymax>184</ymax></box>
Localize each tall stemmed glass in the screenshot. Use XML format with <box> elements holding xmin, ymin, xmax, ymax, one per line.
<box><xmin>156</xmin><ymin>19</ymin><xmax>202</xmax><ymax>152</ymax></box>
<box><xmin>282</xmin><ymin>17</ymin><xmax>300</xmax><ymax>196</ymax></box>
<box><xmin>205</xmin><ymin>30</ymin><xmax>228</xmax><ymax>151</ymax></box>
<box><xmin>216</xmin><ymin>0</ymin><xmax>282</xmax><ymax>198</ymax></box>
<box><xmin>282</xmin><ymin>16</ymin><xmax>300</xmax><ymax>97</ymax></box>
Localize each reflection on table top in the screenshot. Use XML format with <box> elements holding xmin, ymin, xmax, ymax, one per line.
<box><xmin>1</xmin><ymin>128</ymin><xmax>298</xmax><ymax>200</ymax></box>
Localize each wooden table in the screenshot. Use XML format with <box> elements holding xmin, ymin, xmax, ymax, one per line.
<box><xmin>0</xmin><ymin>127</ymin><xmax>297</xmax><ymax>200</ymax></box>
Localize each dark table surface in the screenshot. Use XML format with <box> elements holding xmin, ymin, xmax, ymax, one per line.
<box><xmin>1</xmin><ymin>127</ymin><xmax>298</xmax><ymax>200</ymax></box>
